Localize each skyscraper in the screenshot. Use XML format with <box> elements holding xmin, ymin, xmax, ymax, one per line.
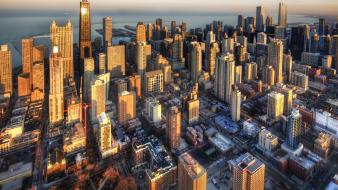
<box><xmin>99</xmin><ymin>53</ymin><xmax>106</xmax><ymax>74</ymax></box>
<box><xmin>171</xmin><ymin>21</ymin><xmax>177</xmax><ymax>37</ymax></box>
<box><xmin>267</xmin><ymin>91</ymin><xmax>284</xmax><ymax>121</ymax></box>
<box><xmin>136</xmin><ymin>42</ymin><xmax>147</xmax><ymax>85</ymax></box>
<box><xmin>230</xmin><ymin>153</ymin><xmax>265</xmax><ymax>190</ymax></box>
<box><xmin>245</xmin><ymin>62</ymin><xmax>258</xmax><ymax>81</ymax></box>
<box><xmin>96</xmin><ymin>72</ymin><xmax>110</xmax><ymax>102</ymax></box>
<box><xmin>281</xmin><ymin>88</ymin><xmax>293</xmax><ymax>116</ymax></box>
<box><xmin>268</xmin><ymin>39</ymin><xmax>283</xmax><ymax>84</ymax></box>
<box><xmin>318</xmin><ymin>18</ymin><xmax>325</xmax><ymax>36</ymax></box>
<box><xmin>231</xmin><ymin>88</ymin><xmax>241</xmax><ymax>122</ymax></box>
<box><xmin>189</xmin><ymin>42</ymin><xmax>202</xmax><ymax>82</ymax></box>
<box><xmin>237</xmin><ymin>15</ymin><xmax>244</xmax><ymax>29</ymax></box>
<box><xmin>22</xmin><ymin>38</ymin><xmax>33</xmax><ymax>83</ymax></box>
<box><xmin>278</xmin><ymin>2</ymin><xmax>287</xmax><ymax>27</ymax></box>
<box><xmin>18</xmin><ymin>73</ymin><xmax>31</xmax><ymax>97</ymax></box>
<box><xmin>103</xmin><ymin>17</ymin><xmax>112</xmax><ymax>47</ymax></box>
<box><xmin>128</xmin><ymin>74</ymin><xmax>141</xmax><ymax>98</ymax></box>
<box><xmin>283</xmin><ymin>53</ymin><xmax>293</xmax><ymax>83</ymax></box>
<box><xmin>49</xmin><ymin>46</ymin><xmax>64</xmax><ymax>124</ymax></box>
<box><xmin>98</xmin><ymin>112</ymin><xmax>112</xmax><ymax>157</ymax></box>
<box><xmin>91</xmin><ymin>79</ymin><xmax>106</xmax><ymax>123</ymax></box>
<box><xmin>83</xmin><ymin>57</ymin><xmax>95</xmax><ymax>102</ymax></box>
<box><xmin>214</xmin><ymin>54</ymin><xmax>235</xmax><ymax>103</ymax></box>
<box><xmin>147</xmin><ymin>23</ymin><xmax>154</xmax><ymax>41</ymax></box>
<box><xmin>187</xmin><ymin>84</ymin><xmax>200</xmax><ymax>124</ymax></box>
<box><xmin>166</xmin><ymin>106</ymin><xmax>181</xmax><ymax>150</ymax></box>
<box><xmin>206</xmin><ymin>42</ymin><xmax>219</xmax><ymax>77</ymax></box>
<box><xmin>107</xmin><ymin>45</ymin><xmax>125</xmax><ymax>77</ymax></box>
<box><xmin>178</xmin><ymin>152</ymin><xmax>207</xmax><ymax>190</ymax></box>
<box><xmin>31</xmin><ymin>61</ymin><xmax>44</xmax><ymax>101</ymax></box>
<box><xmin>50</xmin><ymin>20</ymin><xmax>74</xmax><ymax>79</ymax></box>
<box><xmin>136</xmin><ymin>22</ymin><xmax>147</xmax><ymax>43</ymax></box>
<box><xmin>118</xmin><ymin>91</ymin><xmax>136</xmax><ymax>126</ymax></box>
<box><xmin>256</xmin><ymin>6</ymin><xmax>265</xmax><ymax>32</ymax></box>
<box><xmin>0</xmin><ymin>44</ymin><xmax>12</xmax><ymax>96</ymax></box>
<box><xmin>222</xmin><ymin>35</ymin><xmax>234</xmax><ymax>54</ymax></box>
<box><xmin>287</xmin><ymin>109</ymin><xmax>302</xmax><ymax>150</ymax></box>
<box><xmin>79</xmin><ymin>0</ymin><xmax>92</xmax><ymax>61</ymax></box>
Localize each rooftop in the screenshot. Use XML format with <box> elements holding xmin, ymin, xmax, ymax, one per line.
<box><xmin>179</xmin><ymin>152</ymin><xmax>206</xmax><ymax>179</ymax></box>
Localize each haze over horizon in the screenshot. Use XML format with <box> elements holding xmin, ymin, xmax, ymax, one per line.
<box><xmin>1</xmin><ymin>0</ymin><xmax>338</xmax><ymax>17</ymax></box>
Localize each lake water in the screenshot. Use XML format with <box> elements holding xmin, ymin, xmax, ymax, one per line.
<box><xmin>0</xmin><ymin>13</ymin><xmax>318</xmax><ymax>67</ymax></box>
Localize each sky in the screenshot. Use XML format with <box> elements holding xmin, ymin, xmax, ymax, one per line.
<box><xmin>1</xmin><ymin>0</ymin><xmax>338</xmax><ymax>16</ymax></box>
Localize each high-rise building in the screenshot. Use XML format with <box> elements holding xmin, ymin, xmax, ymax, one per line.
<box><xmin>147</xmin><ymin>23</ymin><xmax>154</xmax><ymax>41</ymax></box>
<box><xmin>283</xmin><ymin>53</ymin><xmax>293</xmax><ymax>83</ymax></box>
<box><xmin>178</xmin><ymin>152</ymin><xmax>207</xmax><ymax>190</ymax></box>
<box><xmin>96</xmin><ymin>73</ymin><xmax>110</xmax><ymax>102</ymax></box>
<box><xmin>187</xmin><ymin>84</ymin><xmax>200</xmax><ymax>124</ymax></box>
<box><xmin>99</xmin><ymin>53</ymin><xmax>106</xmax><ymax>74</ymax></box>
<box><xmin>245</xmin><ymin>62</ymin><xmax>258</xmax><ymax>81</ymax></box>
<box><xmin>162</xmin><ymin>64</ymin><xmax>172</xmax><ymax>85</ymax></box>
<box><xmin>79</xmin><ymin>0</ymin><xmax>92</xmax><ymax>60</ymax></box>
<box><xmin>172</xmin><ymin>34</ymin><xmax>184</xmax><ymax>61</ymax></box>
<box><xmin>128</xmin><ymin>74</ymin><xmax>141</xmax><ymax>98</ymax></box>
<box><xmin>136</xmin><ymin>42</ymin><xmax>147</xmax><ymax>84</ymax></box>
<box><xmin>97</xmin><ymin>112</ymin><xmax>112</xmax><ymax>155</ymax></box>
<box><xmin>145</xmin><ymin>97</ymin><xmax>162</xmax><ymax>123</ymax></box>
<box><xmin>32</xmin><ymin>45</ymin><xmax>45</xmax><ymax>63</ymax></box>
<box><xmin>166</xmin><ymin>106</ymin><xmax>181</xmax><ymax>150</ymax></box>
<box><xmin>145</xmin><ymin>70</ymin><xmax>163</xmax><ymax>94</ymax></box>
<box><xmin>287</xmin><ymin>109</ymin><xmax>302</xmax><ymax>150</ymax></box>
<box><xmin>222</xmin><ymin>35</ymin><xmax>234</xmax><ymax>54</ymax></box>
<box><xmin>18</xmin><ymin>73</ymin><xmax>31</xmax><ymax>97</ymax></box>
<box><xmin>22</xmin><ymin>38</ymin><xmax>34</xmax><ymax>84</ymax></box>
<box><xmin>118</xmin><ymin>91</ymin><xmax>136</xmax><ymax>126</ymax></box>
<box><xmin>0</xmin><ymin>44</ymin><xmax>13</xmax><ymax>96</ymax></box>
<box><xmin>67</xmin><ymin>98</ymin><xmax>82</xmax><ymax>124</ymax></box>
<box><xmin>51</xmin><ymin>20</ymin><xmax>74</xmax><ymax>79</ymax></box>
<box><xmin>206</xmin><ymin>42</ymin><xmax>219</xmax><ymax>77</ymax></box>
<box><xmin>333</xmin><ymin>35</ymin><xmax>338</xmax><ymax>68</ymax></box>
<box><xmin>235</xmin><ymin>65</ymin><xmax>242</xmax><ymax>84</ymax></box>
<box><xmin>49</xmin><ymin>46</ymin><xmax>64</xmax><ymax>124</ymax></box>
<box><xmin>83</xmin><ymin>57</ymin><xmax>95</xmax><ymax>102</ymax></box>
<box><xmin>214</xmin><ymin>54</ymin><xmax>235</xmax><ymax>103</ymax></box>
<box><xmin>256</xmin><ymin>6</ymin><xmax>266</xmax><ymax>32</ymax></box>
<box><xmin>268</xmin><ymin>39</ymin><xmax>283</xmax><ymax>84</ymax></box>
<box><xmin>318</xmin><ymin>18</ymin><xmax>325</xmax><ymax>36</ymax></box>
<box><xmin>171</xmin><ymin>21</ymin><xmax>177</xmax><ymax>37</ymax></box>
<box><xmin>278</xmin><ymin>2</ymin><xmax>287</xmax><ymax>27</ymax></box>
<box><xmin>267</xmin><ymin>91</ymin><xmax>284</xmax><ymax>121</ymax></box>
<box><xmin>91</xmin><ymin>79</ymin><xmax>106</xmax><ymax>123</ymax></box>
<box><xmin>257</xmin><ymin>32</ymin><xmax>267</xmax><ymax>44</ymax></box>
<box><xmin>103</xmin><ymin>17</ymin><xmax>112</xmax><ymax>47</ymax></box>
<box><xmin>107</xmin><ymin>45</ymin><xmax>125</xmax><ymax>77</ymax></box>
<box><xmin>263</xmin><ymin>65</ymin><xmax>275</xmax><ymax>86</ymax></box>
<box><xmin>136</xmin><ymin>22</ymin><xmax>147</xmax><ymax>43</ymax></box>
<box><xmin>291</xmin><ymin>71</ymin><xmax>308</xmax><ymax>90</ymax></box>
<box><xmin>31</xmin><ymin>61</ymin><xmax>44</xmax><ymax>100</ymax></box>
<box><xmin>266</xmin><ymin>16</ymin><xmax>273</xmax><ymax>27</ymax></box>
<box><xmin>190</xmin><ymin>42</ymin><xmax>202</xmax><ymax>82</ymax></box>
<box><xmin>281</xmin><ymin>88</ymin><xmax>293</xmax><ymax>116</ymax></box>
<box><xmin>231</xmin><ymin>88</ymin><xmax>241</xmax><ymax>122</ymax></box>
<box><xmin>230</xmin><ymin>153</ymin><xmax>265</xmax><ymax>190</ymax></box>
<box><xmin>237</xmin><ymin>15</ymin><xmax>244</xmax><ymax>29</ymax></box>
